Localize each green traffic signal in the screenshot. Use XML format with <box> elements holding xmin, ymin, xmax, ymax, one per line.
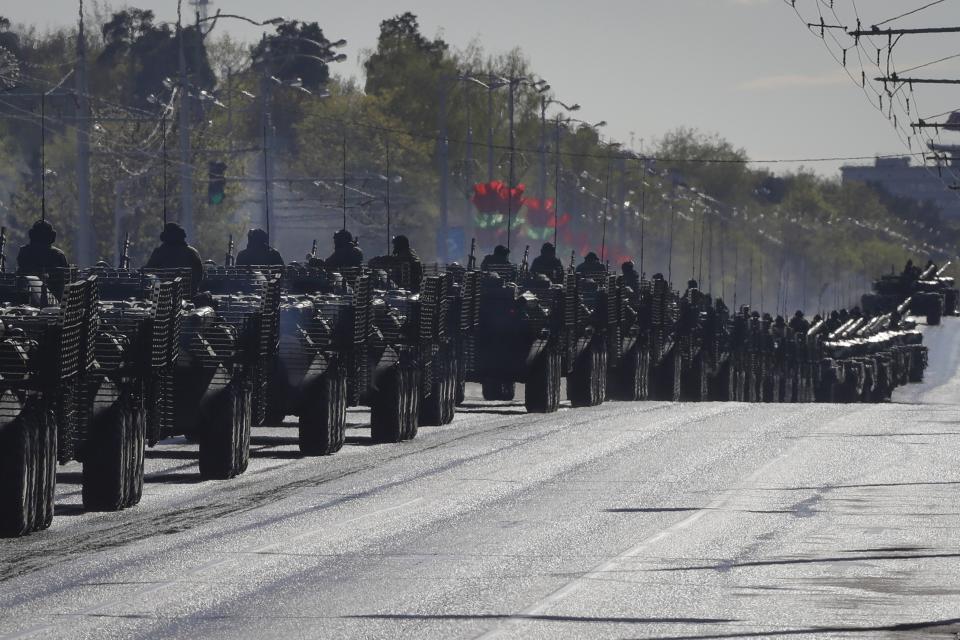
<box><xmin>208</xmin><ymin>161</ymin><xmax>227</xmax><ymax>205</ymax></box>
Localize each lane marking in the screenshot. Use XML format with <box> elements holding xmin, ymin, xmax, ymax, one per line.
<box><xmin>3</xmin><ymin>498</ymin><xmax>423</xmax><ymax>640</ymax></box>
<box><xmin>473</xmin><ymin>454</ymin><xmax>789</xmax><ymax>640</ymax></box>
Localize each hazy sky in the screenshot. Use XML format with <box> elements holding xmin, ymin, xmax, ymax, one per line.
<box><xmin>6</xmin><ymin>0</ymin><xmax>960</xmax><ymax>176</ymax></box>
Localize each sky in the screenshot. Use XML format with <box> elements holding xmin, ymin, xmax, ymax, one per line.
<box><xmin>6</xmin><ymin>0</ymin><xmax>960</xmax><ymax>176</ymax></box>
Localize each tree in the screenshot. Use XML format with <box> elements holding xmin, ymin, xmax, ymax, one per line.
<box><xmin>97</xmin><ymin>8</ymin><xmax>215</xmax><ymax>108</ymax></box>
<box><xmin>251</xmin><ymin>21</ymin><xmax>344</xmax><ymax>92</ymax></box>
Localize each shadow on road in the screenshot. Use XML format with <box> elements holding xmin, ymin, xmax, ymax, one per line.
<box><xmin>347</xmin><ymin>613</ymin><xmax>737</xmax><ymax>625</ymax></box>
<box><xmin>643</xmin><ymin>617</ymin><xmax>960</xmax><ymax>639</ymax></box>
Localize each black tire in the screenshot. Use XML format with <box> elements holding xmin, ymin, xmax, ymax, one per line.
<box><xmin>638</xmin><ymin>349</ymin><xmax>650</xmax><ymax>400</ymax></box>
<box><xmin>82</xmin><ymin>396</ymin><xmax>134</xmax><ymax>512</ymax></box>
<box><xmin>371</xmin><ymin>367</ymin><xmax>407</xmax><ymax>444</ymax></box>
<box><xmin>421</xmin><ymin>352</ymin><xmax>453</xmax><ymax>427</ymax></box>
<box><xmin>0</xmin><ymin>404</ymin><xmax>41</xmax><ymax>537</ymax></box>
<box><xmin>568</xmin><ymin>341</ymin><xmax>606</xmax><ymax>408</ymax></box>
<box><xmin>611</xmin><ymin>345</ymin><xmax>642</xmax><ymax>401</ymax></box>
<box><xmin>681</xmin><ymin>353</ymin><xmax>708</xmax><ymax>401</ymax></box>
<box><xmin>125</xmin><ymin>393</ymin><xmax>146</xmax><ymax>508</ymax></box>
<box><xmin>927</xmin><ymin>304</ymin><xmax>942</xmax><ymax>326</ymax></box>
<box><xmin>526</xmin><ymin>348</ymin><xmax>561</xmax><ymax>413</ymax></box>
<box><xmin>482</xmin><ymin>380</ymin><xmax>516</xmax><ymax>401</ymax></box>
<box><xmin>198</xmin><ymin>379</ymin><xmax>249</xmax><ymax>480</ymax></box>
<box><xmin>34</xmin><ymin>407</ymin><xmax>57</xmax><ymax>530</ymax></box>
<box><xmin>670</xmin><ymin>349</ymin><xmax>682</xmax><ymax>402</ymax></box>
<box><xmin>299</xmin><ymin>372</ymin><xmax>347</xmax><ymax>456</ymax></box>
<box><xmin>404</xmin><ymin>368</ymin><xmax>421</xmax><ymax>441</ymax></box>
<box><xmin>442</xmin><ymin>358</ymin><xmax>458</xmax><ymax>424</ymax></box>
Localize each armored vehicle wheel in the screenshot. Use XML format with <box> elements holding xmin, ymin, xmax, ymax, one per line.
<box><xmin>638</xmin><ymin>349</ymin><xmax>651</xmax><ymax>400</ymax></box>
<box><xmin>613</xmin><ymin>345</ymin><xmax>644</xmax><ymax>402</ymax></box>
<box><xmin>711</xmin><ymin>360</ymin><xmax>735</xmax><ymax>401</ymax></box>
<box><xmin>82</xmin><ymin>396</ymin><xmax>135</xmax><ymax>511</ymax></box>
<box><xmin>371</xmin><ymin>367</ymin><xmax>409</xmax><ymax>444</ymax></box>
<box><xmin>0</xmin><ymin>404</ymin><xmax>41</xmax><ymax>537</ymax></box>
<box><xmin>526</xmin><ymin>348</ymin><xmax>561</xmax><ymax>413</ymax></box>
<box><xmin>34</xmin><ymin>407</ymin><xmax>57</xmax><ymax>530</ymax></box>
<box><xmin>482</xmin><ymin>380</ymin><xmax>516</xmax><ymax>401</ymax></box>
<box><xmin>421</xmin><ymin>351</ymin><xmax>456</xmax><ymax>426</ymax></box>
<box><xmin>198</xmin><ymin>379</ymin><xmax>250</xmax><ymax>480</ymax></box>
<box><xmin>299</xmin><ymin>372</ymin><xmax>347</xmax><ymax>456</ymax></box>
<box><xmin>909</xmin><ymin>352</ymin><xmax>925</xmax><ymax>383</ymax></box>
<box><xmin>927</xmin><ymin>302</ymin><xmax>942</xmax><ymax>326</ymax></box>
<box><xmin>404</xmin><ymin>369</ymin><xmax>421</xmax><ymax>441</ymax></box>
<box><xmin>455</xmin><ymin>379</ymin><xmax>466</xmax><ymax>406</ymax></box>
<box><xmin>669</xmin><ymin>350</ymin><xmax>682</xmax><ymax>402</ymax></box>
<box><xmin>681</xmin><ymin>354</ymin><xmax>708</xmax><ymax>402</ymax></box>
<box><xmin>443</xmin><ymin>358</ymin><xmax>458</xmax><ymax>424</ymax></box>
<box><xmin>126</xmin><ymin>398</ymin><xmax>146</xmax><ymax>508</ymax></box>
<box><xmin>568</xmin><ymin>341</ymin><xmax>606</xmax><ymax>408</ymax></box>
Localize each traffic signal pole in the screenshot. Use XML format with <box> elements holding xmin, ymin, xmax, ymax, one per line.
<box><xmin>177</xmin><ymin>8</ymin><xmax>195</xmax><ymax>240</ymax></box>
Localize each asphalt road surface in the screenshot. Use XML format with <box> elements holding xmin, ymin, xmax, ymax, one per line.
<box><xmin>2</xmin><ymin>322</ymin><xmax>960</xmax><ymax>640</ymax></box>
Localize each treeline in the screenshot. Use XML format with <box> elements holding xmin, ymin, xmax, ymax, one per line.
<box><xmin>0</xmin><ymin>8</ymin><xmax>955</xmax><ymax>314</ymax></box>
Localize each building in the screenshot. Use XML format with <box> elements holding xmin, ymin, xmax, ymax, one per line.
<box><xmin>840</xmin><ymin>156</ymin><xmax>960</xmax><ymax>220</ymax></box>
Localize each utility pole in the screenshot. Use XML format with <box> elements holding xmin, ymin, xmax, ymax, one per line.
<box><xmin>177</xmin><ymin>3</ymin><xmax>194</xmax><ymax>240</ymax></box>
<box><xmin>539</xmin><ymin>96</ymin><xmax>548</xmax><ymax>202</ymax></box>
<box><xmin>75</xmin><ymin>0</ymin><xmax>93</xmax><ymax>264</ymax></box>
<box><xmin>506</xmin><ymin>77</ymin><xmax>516</xmax><ymax>251</ymax></box>
<box><xmin>616</xmin><ymin>155</ymin><xmax>627</xmax><ymax>241</ymax></box>
<box><xmin>259</xmin><ymin>35</ymin><xmax>274</xmax><ymax>239</ymax></box>
<box><xmin>487</xmin><ymin>73</ymin><xmax>496</xmax><ymax>182</ymax></box>
<box><xmin>553</xmin><ymin>117</ymin><xmax>563</xmax><ymax>247</ymax></box>
<box><xmin>464</xmin><ymin>80</ymin><xmax>473</xmax><ymax>245</ymax></box>
<box><xmin>437</xmin><ymin>78</ymin><xmax>449</xmax><ymax>263</ymax></box>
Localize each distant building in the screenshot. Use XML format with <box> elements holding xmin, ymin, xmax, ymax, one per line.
<box><xmin>840</xmin><ymin>156</ymin><xmax>960</xmax><ymax>220</ymax></box>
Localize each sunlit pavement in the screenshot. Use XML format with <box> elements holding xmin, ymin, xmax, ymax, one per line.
<box><xmin>1</xmin><ymin>320</ymin><xmax>959</xmax><ymax>639</ymax></box>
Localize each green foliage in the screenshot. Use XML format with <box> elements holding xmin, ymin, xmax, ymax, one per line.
<box><xmin>0</xmin><ymin>5</ymin><xmax>954</xmax><ymax>304</ymax></box>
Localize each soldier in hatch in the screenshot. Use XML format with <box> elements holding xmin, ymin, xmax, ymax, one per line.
<box><xmin>326</xmin><ymin>229</ymin><xmax>364</xmax><ymax>270</ymax></box>
<box><xmin>144</xmin><ymin>222</ymin><xmax>204</xmax><ymax>294</ymax></box>
<box><xmin>236</xmin><ymin>228</ymin><xmax>284</xmax><ymax>266</ymax></box>
<box><xmin>575</xmin><ymin>251</ymin><xmax>606</xmax><ymax>276</ymax></box>
<box><xmin>16</xmin><ymin>219</ymin><xmax>69</xmax><ymax>299</ymax></box>
<box><xmin>480</xmin><ymin>245</ymin><xmax>512</xmax><ymax>269</ymax></box>
<box><xmin>529</xmin><ymin>242</ymin><xmax>564</xmax><ymax>283</ymax></box>
<box><xmin>390</xmin><ymin>235</ymin><xmax>423</xmax><ymax>292</ymax></box>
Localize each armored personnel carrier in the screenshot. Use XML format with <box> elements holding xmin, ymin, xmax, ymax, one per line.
<box><xmin>0</xmin><ymin>274</ymin><xmax>96</xmax><ymax>536</ymax></box>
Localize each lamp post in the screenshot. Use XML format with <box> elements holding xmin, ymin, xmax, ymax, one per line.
<box><xmin>539</xmin><ymin>97</ymin><xmax>579</xmax><ymax>202</ymax></box>
<box><xmin>497</xmin><ymin>74</ymin><xmax>548</xmax><ymax>250</ymax></box>
<box><xmin>554</xmin><ymin>118</ymin><xmax>605</xmax><ymax>251</ymax></box>
<box><xmin>251</xmin><ymin>32</ymin><xmax>345</xmax><ymax>240</ymax></box>
<box><xmin>174</xmin><ymin>4</ymin><xmax>285</xmax><ymax>241</ymax></box>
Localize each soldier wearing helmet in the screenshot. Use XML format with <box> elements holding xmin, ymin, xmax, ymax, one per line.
<box><xmin>575</xmin><ymin>251</ymin><xmax>606</xmax><ymax>276</ymax></box>
<box><xmin>144</xmin><ymin>222</ymin><xmax>204</xmax><ymax>294</ymax></box>
<box><xmin>529</xmin><ymin>242</ymin><xmax>564</xmax><ymax>283</ymax></box>
<box><xmin>236</xmin><ymin>228</ymin><xmax>284</xmax><ymax>266</ymax></box>
<box><xmin>326</xmin><ymin>229</ymin><xmax>364</xmax><ymax>270</ymax></box>
<box><xmin>480</xmin><ymin>245</ymin><xmax>512</xmax><ymax>269</ymax></box>
<box><xmin>390</xmin><ymin>235</ymin><xmax>423</xmax><ymax>292</ymax></box>
<box><xmin>16</xmin><ymin>219</ymin><xmax>69</xmax><ymax>299</ymax></box>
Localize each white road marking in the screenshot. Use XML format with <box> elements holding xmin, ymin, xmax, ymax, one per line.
<box><xmin>473</xmin><ymin>454</ymin><xmax>789</xmax><ymax>639</ymax></box>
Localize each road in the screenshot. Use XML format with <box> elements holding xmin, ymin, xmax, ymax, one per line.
<box><xmin>1</xmin><ymin>321</ymin><xmax>960</xmax><ymax>640</ymax></box>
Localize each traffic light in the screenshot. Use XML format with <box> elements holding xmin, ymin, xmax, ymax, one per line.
<box><xmin>208</xmin><ymin>161</ymin><xmax>227</xmax><ymax>205</ymax></box>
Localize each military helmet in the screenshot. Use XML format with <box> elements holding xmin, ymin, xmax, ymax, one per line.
<box><xmin>28</xmin><ymin>219</ymin><xmax>56</xmax><ymax>245</ymax></box>
<box><xmin>248</xmin><ymin>228</ymin><xmax>269</xmax><ymax>245</ymax></box>
<box><xmin>160</xmin><ymin>222</ymin><xmax>187</xmax><ymax>244</ymax></box>
<box><xmin>334</xmin><ymin>229</ymin><xmax>353</xmax><ymax>245</ymax></box>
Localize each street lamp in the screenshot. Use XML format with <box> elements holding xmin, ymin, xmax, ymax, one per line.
<box><xmin>173</xmin><ymin>1</ymin><xmax>285</xmax><ymax>240</ymax></box>
<box><xmin>252</xmin><ymin>32</ymin><xmax>345</xmax><ymax>241</ymax></box>
<box><xmin>540</xmin><ymin>97</ymin><xmax>579</xmax><ymax>201</ymax></box>
<box><xmin>552</xmin><ymin>118</ymin><xmax>605</xmax><ymax>248</ymax></box>
<box><xmin>495</xmin><ymin>74</ymin><xmax>548</xmax><ymax>251</ymax></box>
